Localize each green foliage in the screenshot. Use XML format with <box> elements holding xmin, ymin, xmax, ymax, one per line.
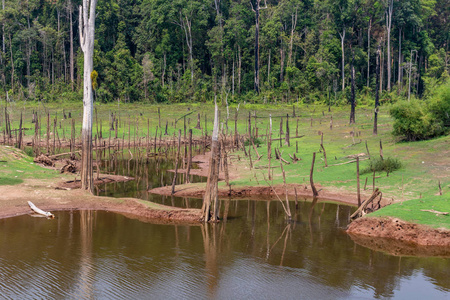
<box><xmin>390</xmin><ymin>100</ymin><xmax>440</xmax><ymax>141</ymax></box>
<box><xmin>390</xmin><ymin>80</ymin><xmax>450</xmax><ymax>141</ymax></box>
<box><xmin>244</xmin><ymin>137</ymin><xmax>263</xmax><ymax>147</ymax></box>
<box><xmin>0</xmin><ymin>0</ymin><xmax>448</xmax><ymax>105</ymax></box>
<box><xmin>361</xmin><ymin>157</ymin><xmax>402</xmax><ymax>175</ymax></box>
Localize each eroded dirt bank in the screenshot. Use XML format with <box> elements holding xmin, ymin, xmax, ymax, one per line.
<box><xmin>150</xmin><ymin>153</ymin><xmax>373</xmax><ymax>206</ymax></box>
<box><xmin>347</xmin><ymin>217</ymin><xmax>450</xmax><ymax>249</ymax></box>
<box><xmin>0</xmin><ymin>178</ymin><xmax>201</xmax><ymax>223</ymax></box>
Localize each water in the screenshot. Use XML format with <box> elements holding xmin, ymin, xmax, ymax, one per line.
<box><xmin>1</xmin><ymin>206</ymin><xmax>449</xmax><ymax>299</ymax></box>
<box><xmin>96</xmin><ymin>156</ymin><xmax>205</xmax><ymax>207</ymax></box>
<box><xmin>1</xmin><ymin>157</ymin><xmax>450</xmax><ymax>299</ymax></box>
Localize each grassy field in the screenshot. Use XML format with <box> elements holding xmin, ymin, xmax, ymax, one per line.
<box><xmin>1</xmin><ymin>100</ymin><xmax>449</xmax><ymax>228</ymax></box>
<box><xmin>0</xmin><ymin>146</ymin><xmax>65</xmax><ymax>185</ymax></box>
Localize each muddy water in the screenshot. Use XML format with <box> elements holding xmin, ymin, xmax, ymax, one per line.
<box><xmin>1</xmin><ymin>158</ymin><xmax>450</xmax><ymax>298</ymax></box>
<box><xmin>1</xmin><ymin>204</ymin><xmax>450</xmax><ymax>299</ymax></box>
<box><xmin>96</xmin><ymin>156</ymin><xmax>206</xmax><ymax>207</ymax></box>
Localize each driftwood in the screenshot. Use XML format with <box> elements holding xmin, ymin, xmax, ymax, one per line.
<box><xmin>288</xmin><ymin>153</ymin><xmax>300</xmax><ymax>163</ymax></box>
<box><xmin>271</xmin><ymin>135</ymin><xmax>304</xmax><ymax>141</ymax></box>
<box><xmin>60</xmin><ymin>160</ymin><xmax>77</xmax><ymax>173</ymax></box>
<box><xmin>421</xmin><ymin>209</ymin><xmax>449</xmax><ymax>216</ymax></box>
<box><xmin>49</xmin><ymin>150</ymin><xmax>82</xmax><ymax>159</ymax></box>
<box><xmin>350</xmin><ymin>188</ymin><xmax>382</xmax><ymax>221</ymax></box>
<box><xmin>275</xmin><ymin>148</ymin><xmax>290</xmax><ymax>165</ymax></box>
<box><xmin>34</xmin><ymin>154</ymin><xmax>54</xmax><ymax>167</ymax></box>
<box><xmin>28</xmin><ymin>201</ymin><xmax>54</xmax><ymax>218</ymax></box>
<box><xmin>328</xmin><ymin>157</ymin><xmax>369</xmax><ymax>167</ymax></box>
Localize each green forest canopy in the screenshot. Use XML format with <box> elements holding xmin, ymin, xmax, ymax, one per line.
<box><xmin>0</xmin><ymin>0</ymin><xmax>448</xmax><ymax>104</ymax></box>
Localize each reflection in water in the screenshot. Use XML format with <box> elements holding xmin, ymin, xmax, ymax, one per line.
<box><xmin>1</xmin><ymin>202</ymin><xmax>450</xmax><ymax>298</ymax></box>
<box><xmin>77</xmin><ymin>211</ymin><xmax>94</xmax><ymax>299</ymax></box>
<box><xmin>96</xmin><ymin>156</ymin><xmax>206</xmax><ymax>206</ymax></box>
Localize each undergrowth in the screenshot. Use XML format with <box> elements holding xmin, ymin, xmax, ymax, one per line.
<box><xmin>361</xmin><ymin>157</ymin><xmax>402</xmax><ymax>175</ymax></box>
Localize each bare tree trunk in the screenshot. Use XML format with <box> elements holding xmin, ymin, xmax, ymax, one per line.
<box><xmin>238</xmin><ymin>46</ymin><xmax>241</xmax><ymax>94</ymax></box>
<box><xmin>202</xmin><ymin>99</ymin><xmax>220</xmax><ymax>222</ymax></box>
<box><xmin>386</xmin><ymin>0</ymin><xmax>393</xmax><ymax>91</ymax></box>
<box><xmin>2</xmin><ymin>0</ymin><xmax>4</xmax><ymax>58</ymax></box>
<box><xmin>162</xmin><ymin>52</ymin><xmax>166</xmax><ymax>87</ymax></box>
<box><xmin>280</xmin><ymin>34</ymin><xmax>285</xmax><ymax>83</ymax></box>
<box><xmin>251</xmin><ymin>0</ymin><xmax>267</xmax><ymax>94</ymax></box>
<box><xmin>179</xmin><ymin>13</ymin><xmax>194</xmax><ymax>84</ymax></box>
<box><xmin>350</xmin><ymin>51</ymin><xmax>356</xmax><ymax>124</ymax></box>
<box><xmin>339</xmin><ymin>28</ymin><xmax>346</xmax><ymax>91</ymax></box>
<box><xmin>380</xmin><ymin>39</ymin><xmax>384</xmax><ymax>92</ymax></box>
<box><xmin>172</xmin><ymin>130</ymin><xmax>181</xmax><ymax>194</ymax></box>
<box><xmin>69</xmin><ymin>0</ymin><xmax>74</xmax><ymax>91</ymax></box>
<box><xmin>367</xmin><ymin>18</ymin><xmax>371</xmax><ymax>87</ymax></box>
<box><xmin>373</xmin><ymin>44</ymin><xmax>381</xmax><ymax>135</ymax></box>
<box><xmin>79</xmin><ymin>0</ymin><xmax>98</xmax><ymax>193</ymax></box>
<box><xmin>267</xmin><ymin>50</ymin><xmax>271</xmax><ymax>86</ymax></box>
<box><xmin>254</xmin><ymin>6</ymin><xmax>260</xmax><ymax>93</ymax></box>
<box><xmin>288</xmin><ymin>8</ymin><xmax>298</xmax><ymax>67</ymax></box>
<box><xmin>397</xmin><ymin>27</ymin><xmax>402</xmax><ymax>91</ymax></box>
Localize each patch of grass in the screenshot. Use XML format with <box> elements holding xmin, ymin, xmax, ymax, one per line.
<box><xmin>370</xmin><ymin>194</ymin><xmax>450</xmax><ymax>229</ymax></box>
<box><xmin>0</xmin><ymin>146</ymin><xmax>61</xmax><ymax>185</ymax></box>
<box><xmin>0</xmin><ymin>177</ymin><xmax>24</xmax><ymax>185</ymax></box>
<box><xmin>361</xmin><ymin>157</ymin><xmax>402</xmax><ymax>175</ymax></box>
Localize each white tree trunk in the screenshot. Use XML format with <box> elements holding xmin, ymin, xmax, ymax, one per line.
<box><xmin>288</xmin><ymin>8</ymin><xmax>298</xmax><ymax>67</ymax></box>
<box><xmin>2</xmin><ymin>0</ymin><xmax>5</xmax><ymax>56</ymax></box>
<box><xmin>386</xmin><ymin>0</ymin><xmax>393</xmax><ymax>91</ymax></box>
<box><xmin>202</xmin><ymin>98</ymin><xmax>220</xmax><ymax>222</ymax></box>
<box><xmin>397</xmin><ymin>28</ymin><xmax>402</xmax><ymax>89</ymax></box>
<box><xmin>69</xmin><ymin>0</ymin><xmax>74</xmax><ymax>91</ymax></box>
<box><xmin>339</xmin><ymin>28</ymin><xmax>346</xmax><ymax>91</ymax></box>
<box><xmin>79</xmin><ymin>0</ymin><xmax>98</xmax><ymax>192</ymax></box>
<box><xmin>367</xmin><ymin>18</ymin><xmax>371</xmax><ymax>87</ymax></box>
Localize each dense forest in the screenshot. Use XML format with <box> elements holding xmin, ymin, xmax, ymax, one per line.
<box><xmin>0</xmin><ymin>0</ymin><xmax>449</xmax><ymax>104</ymax></box>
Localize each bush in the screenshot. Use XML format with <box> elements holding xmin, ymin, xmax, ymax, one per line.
<box><xmin>390</xmin><ymin>80</ymin><xmax>449</xmax><ymax>141</ymax></box>
<box><xmin>361</xmin><ymin>157</ymin><xmax>402</xmax><ymax>175</ymax></box>
<box><xmin>390</xmin><ymin>100</ymin><xmax>441</xmax><ymax>141</ymax></box>
<box><xmin>244</xmin><ymin>137</ymin><xmax>263</xmax><ymax>147</ymax></box>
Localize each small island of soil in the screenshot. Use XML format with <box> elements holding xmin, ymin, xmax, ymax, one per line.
<box><xmin>347</xmin><ymin>217</ymin><xmax>450</xmax><ymax>254</ymax></box>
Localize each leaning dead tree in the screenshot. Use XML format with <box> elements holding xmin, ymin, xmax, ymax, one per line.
<box><xmin>201</xmin><ymin>99</ymin><xmax>220</xmax><ymax>222</ymax></box>
<box><xmin>79</xmin><ymin>0</ymin><xmax>98</xmax><ymax>192</ymax></box>
<box><xmin>350</xmin><ymin>188</ymin><xmax>382</xmax><ymax>221</ymax></box>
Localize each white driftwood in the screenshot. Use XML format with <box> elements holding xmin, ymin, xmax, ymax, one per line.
<box><xmin>421</xmin><ymin>209</ymin><xmax>449</xmax><ymax>216</ymax></box>
<box><xmin>28</xmin><ymin>201</ymin><xmax>55</xmax><ymax>218</ymax></box>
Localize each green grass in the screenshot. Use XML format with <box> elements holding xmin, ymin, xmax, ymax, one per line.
<box><xmin>370</xmin><ymin>194</ymin><xmax>450</xmax><ymax>229</ymax></box>
<box><xmin>0</xmin><ymin>146</ymin><xmax>61</xmax><ymax>185</ymax></box>
<box><xmin>2</xmin><ymin>101</ymin><xmax>449</xmax><ymax>228</ymax></box>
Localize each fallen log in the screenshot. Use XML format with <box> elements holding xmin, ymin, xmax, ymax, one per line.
<box><xmin>421</xmin><ymin>209</ymin><xmax>449</xmax><ymax>216</ymax></box>
<box><xmin>28</xmin><ymin>201</ymin><xmax>55</xmax><ymax>218</ymax></box>
<box><xmin>350</xmin><ymin>188</ymin><xmax>382</xmax><ymax>221</ymax></box>
<box><xmin>34</xmin><ymin>154</ymin><xmax>54</xmax><ymax>167</ymax></box>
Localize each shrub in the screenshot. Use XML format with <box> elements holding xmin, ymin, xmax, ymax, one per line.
<box><xmin>390</xmin><ymin>100</ymin><xmax>441</xmax><ymax>141</ymax></box>
<box><xmin>244</xmin><ymin>137</ymin><xmax>263</xmax><ymax>147</ymax></box>
<box><xmin>390</xmin><ymin>80</ymin><xmax>450</xmax><ymax>141</ymax></box>
<box><xmin>361</xmin><ymin>157</ymin><xmax>402</xmax><ymax>175</ymax></box>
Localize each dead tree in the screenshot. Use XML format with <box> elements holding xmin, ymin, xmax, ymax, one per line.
<box><xmin>250</xmin><ymin>0</ymin><xmax>267</xmax><ymax>94</ymax></box>
<box><xmin>202</xmin><ymin>99</ymin><xmax>221</xmax><ymax>222</ymax></box>
<box><xmin>373</xmin><ymin>44</ymin><xmax>381</xmax><ymax>135</ymax></box>
<box><xmin>310</xmin><ymin>152</ymin><xmax>319</xmax><ymax>197</ymax></box>
<box><xmin>349</xmin><ymin>50</ymin><xmax>356</xmax><ymax>124</ymax></box>
<box><xmin>79</xmin><ymin>0</ymin><xmax>98</xmax><ymax>193</ymax></box>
